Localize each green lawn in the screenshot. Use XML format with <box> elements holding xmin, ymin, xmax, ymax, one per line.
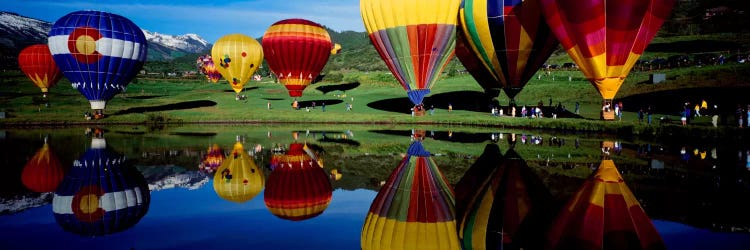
<box><xmin>1</xmin><ymin>62</ymin><xmax>749</xmax><ymax>138</ymax></box>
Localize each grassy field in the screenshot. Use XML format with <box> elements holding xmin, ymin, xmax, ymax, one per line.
<box><xmin>1</xmin><ymin>61</ymin><xmax>749</xmax><ymax>138</ymax></box>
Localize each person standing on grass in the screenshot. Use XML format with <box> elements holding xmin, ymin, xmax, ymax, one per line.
<box><xmin>448</xmin><ymin>103</ymin><xmax>453</xmax><ymax>112</ymax></box>
<box><xmin>746</xmin><ymin>105</ymin><xmax>750</xmax><ymax>128</ymax></box>
<box><xmin>647</xmin><ymin>106</ymin><xmax>653</xmax><ymax>125</ymax></box>
<box><xmin>267</xmin><ymin>101</ymin><xmax>271</xmax><ymax>110</ymax></box>
<box><xmin>575</xmin><ymin>102</ymin><xmax>580</xmax><ymax>114</ymax></box>
<box><xmin>694</xmin><ymin>103</ymin><xmax>701</xmax><ymax>117</ymax></box>
<box><xmin>322</xmin><ymin>102</ymin><xmax>325</xmax><ymax>112</ymax></box>
<box><xmin>638</xmin><ymin>108</ymin><xmax>644</xmax><ymax>123</ymax></box>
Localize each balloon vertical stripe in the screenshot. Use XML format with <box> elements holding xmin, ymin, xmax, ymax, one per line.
<box><xmin>361</xmin><ymin>0</ymin><xmax>460</xmax><ymax>107</ymax></box>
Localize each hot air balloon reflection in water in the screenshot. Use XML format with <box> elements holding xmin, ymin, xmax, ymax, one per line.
<box><xmin>360</xmin><ymin>0</ymin><xmax>461</xmax><ymax>116</ymax></box>
<box><xmin>196</xmin><ymin>54</ymin><xmax>222</xmax><ymax>83</ymax></box>
<box><xmin>211</xmin><ymin>34</ymin><xmax>263</xmax><ymax>100</ymax></box>
<box><xmin>213</xmin><ymin>140</ymin><xmax>264</xmax><ymax>203</ymax></box>
<box><xmin>21</xmin><ymin>135</ymin><xmax>66</xmax><ymax>193</ymax></box>
<box><xmin>52</xmin><ymin>131</ymin><xmax>150</xmax><ymax>236</ymax></box>
<box><xmin>48</xmin><ymin>10</ymin><xmax>148</xmax><ymax>119</ymax></box>
<box><xmin>454</xmin><ymin>138</ymin><xmax>554</xmax><ymax>250</ymax></box>
<box><xmin>199</xmin><ymin>144</ymin><xmax>225</xmax><ymax>173</ymax></box>
<box><xmin>539</xmin><ymin>0</ymin><xmax>676</xmax><ymax>120</ymax></box>
<box><xmin>456</xmin><ymin>0</ymin><xmax>558</xmax><ymax>107</ymax></box>
<box><xmin>18</xmin><ymin>44</ymin><xmax>62</xmax><ymax>102</ymax></box>
<box><xmin>361</xmin><ymin>140</ymin><xmax>460</xmax><ymax>250</ymax></box>
<box><xmin>546</xmin><ymin>141</ymin><xmax>665</xmax><ymax>249</ymax></box>
<box><xmin>262</xmin><ymin>19</ymin><xmax>335</xmax><ymax>99</ymax></box>
<box><xmin>265</xmin><ymin>143</ymin><xmax>332</xmax><ymax>221</ymax></box>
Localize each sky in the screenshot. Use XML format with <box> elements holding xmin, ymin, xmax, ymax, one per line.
<box><xmin>5</xmin><ymin>0</ymin><xmax>365</xmax><ymax>42</ymax></box>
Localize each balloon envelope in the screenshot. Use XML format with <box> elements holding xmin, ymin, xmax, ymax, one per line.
<box><xmin>21</xmin><ymin>141</ymin><xmax>65</xmax><ymax>193</ymax></box>
<box><xmin>457</xmin><ymin>0</ymin><xmax>558</xmax><ymax>101</ymax></box>
<box><xmin>211</xmin><ymin>34</ymin><xmax>263</xmax><ymax>94</ymax></box>
<box><xmin>360</xmin><ymin>0</ymin><xmax>461</xmax><ymax>106</ymax></box>
<box><xmin>455</xmin><ymin>145</ymin><xmax>553</xmax><ymax>250</ymax></box>
<box><xmin>539</xmin><ymin>0</ymin><xmax>675</xmax><ymax>100</ymax></box>
<box><xmin>196</xmin><ymin>54</ymin><xmax>222</xmax><ymax>83</ymax></box>
<box><xmin>262</xmin><ymin>19</ymin><xmax>333</xmax><ymax>98</ymax></box>
<box><xmin>545</xmin><ymin>159</ymin><xmax>665</xmax><ymax>250</ymax></box>
<box><xmin>361</xmin><ymin>141</ymin><xmax>459</xmax><ymax>250</ymax></box>
<box><xmin>213</xmin><ymin>142</ymin><xmax>264</xmax><ymax>203</ymax></box>
<box><xmin>265</xmin><ymin>143</ymin><xmax>332</xmax><ymax>221</ymax></box>
<box><xmin>18</xmin><ymin>44</ymin><xmax>62</xmax><ymax>94</ymax></box>
<box><xmin>48</xmin><ymin>10</ymin><xmax>147</xmax><ymax>110</ymax></box>
<box><xmin>199</xmin><ymin>144</ymin><xmax>224</xmax><ymax>173</ymax></box>
<box><xmin>52</xmin><ymin>137</ymin><xmax>150</xmax><ymax>236</ymax></box>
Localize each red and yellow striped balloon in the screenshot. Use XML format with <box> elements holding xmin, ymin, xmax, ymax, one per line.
<box><xmin>262</xmin><ymin>19</ymin><xmax>333</xmax><ymax>98</ymax></box>
<box><xmin>546</xmin><ymin>159</ymin><xmax>665</xmax><ymax>249</ymax></box>
<box><xmin>18</xmin><ymin>44</ymin><xmax>62</xmax><ymax>97</ymax></box>
<box><xmin>539</xmin><ymin>0</ymin><xmax>675</xmax><ymax>101</ymax></box>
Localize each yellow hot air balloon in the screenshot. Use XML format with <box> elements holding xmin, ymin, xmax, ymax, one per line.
<box><xmin>211</xmin><ymin>34</ymin><xmax>264</xmax><ymax>97</ymax></box>
<box><xmin>213</xmin><ymin>141</ymin><xmax>264</xmax><ymax>203</ymax></box>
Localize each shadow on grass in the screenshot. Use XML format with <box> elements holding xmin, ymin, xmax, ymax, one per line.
<box><xmin>318</xmin><ymin>136</ymin><xmax>361</xmax><ymax>146</ymax></box>
<box><xmin>112</xmin><ymin>100</ymin><xmax>217</xmax><ymax>115</ymax></box>
<box><xmin>367</xmin><ymin>90</ymin><xmax>581</xmax><ymax>118</ymax></box>
<box><xmin>297</xmin><ymin>99</ymin><xmax>343</xmax><ymax>108</ymax></box>
<box><xmin>646</xmin><ymin>40</ymin><xmax>742</xmax><ymax>53</ymax></box>
<box><xmin>126</xmin><ymin>95</ymin><xmax>165</xmax><ymax>100</ymax></box>
<box><xmin>619</xmin><ymin>86</ymin><xmax>750</xmax><ymax>125</ymax></box>
<box><xmin>261</xmin><ymin>98</ymin><xmax>285</xmax><ymax>101</ymax></box>
<box><xmin>315</xmin><ymin>82</ymin><xmax>361</xmax><ymax>94</ymax></box>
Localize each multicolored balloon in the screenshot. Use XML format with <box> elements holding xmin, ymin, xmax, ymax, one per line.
<box><xmin>262</xmin><ymin>19</ymin><xmax>334</xmax><ymax>98</ymax></box>
<box><xmin>21</xmin><ymin>137</ymin><xmax>65</xmax><ymax>193</ymax></box>
<box><xmin>457</xmin><ymin>0</ymin><xmax>558</xmax><ymax>105</ymax></box>
<box><xmin>546</xmin><ymin>158</ymin><xmax>665</xmax><ymax>249</ymax></box>
<box><xmin>48</xmin><ymin>10</ymin><xmax>147</xmax><ymax>115</ymax></box>
<box><xmin>52</xmin><ymin>136</ymin><xmax>150</xmax><ymax>236</ymax></box>
<box><xmin>360</xmin><ymin>0</ymin><xmax>461</xmax><ymax>112</ymax></box>
<box><xmin>199</xmin><ymin>144</ymin><xmax>224</xmax><ymax>173</ymax></box>
<box><xmin>213</xmin><ymin>141</ymin><xmax>264</xmax><ymax>203</ymax></box>
<box><xmin>361</xmin><ymin>141</ymin><xmax>459</xmax><ymax>250</ymax></box>
<box><xmin>455</xmin><ymin>144</ymin><xmax>553</xmax><ymax>250</ymax></box>
<box><xmin>211</xmin><ymin>34</ymin><xmax>263</xmax><ymax>95</ymax></box>
<box><xmin>539</xmin><ymin>0</ymin><xmax>675</xmax><ymax>103</ymax></box>
<box><xmin>196</xmin><ymin>54</ymin><xmax>222</xmax><ymax>83</ymax></box>
<box><xmin>265</xmin><ymin>143</ymin><xmax>332</xmax><ymax>221</ymax></box>
<box><xmin>17</xmin><ymin>44</ymin><xmax>62</xmax><ymax>98</ymax></box>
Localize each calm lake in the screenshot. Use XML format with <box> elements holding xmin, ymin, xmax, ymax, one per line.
<box><xmin>1</xmin><ymin>125</ymin><xmax>749</xmax><ymax>249</ymax></box>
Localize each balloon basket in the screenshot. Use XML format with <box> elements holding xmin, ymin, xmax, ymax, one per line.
<box><xmin>602</xmin><ymin>110</ymin><xmax>615</xmax><ymax>120</ymax></box>
<box><xmin>412</xmin><ymin>105</ymin><xmax>426</xmax><ymax>116</ymax></box>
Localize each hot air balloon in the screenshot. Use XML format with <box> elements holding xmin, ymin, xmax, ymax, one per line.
<box><xmin>18</xmin><ymin>44</ymin><xmax>62</xmax><ymax>99</ymax></box>
<box><xmin>213</xmin><ymin>141</ymin><xmax>264</xmax><ymax>203</ymax></box>
<box><xmin>199</xmin><ymin>144</ymin><xmax>224</xmax><ymax>173</ymax></box>
<box><xmin>455</xmin><ymin>143</ymin><xmax>553</xmax><ymax>250</ymax></box>
<box><xmin>196</xmin><ymin>54</ymin><xmax>222</xmax><ymax>83</ymax></box>
<box><xmin>456</xmin><ymin>0</ymin><xmax>558</xmax><ymax>107</ymax></box>
<box><xmin>211</xmin><ymin>34</ymin><xmax>263</xmax><ymax>99</ymax></box>
<box><xmin>545</xmin><ymin>158</ymin><xmax>665</xmax><ymax>249</ymax></box>
<box><xmin>52</xmin><ymin>134</ymin><xmax>150</xmax><ymax>236</ymax></box>
<box><xmin>360</xmin><ymin>0</ymin><xmax>461</xmax><ymax>115</ymax></box>
<box><xmin>262</xmin><ymin>19</ymin><xmax>334</xmax><ymax>98</ymax></box>
<box><xmin>265</xmin><ymin>143</ymin><xmax>332</xmax><ymax>221</ymax></box>
<box><xmin>21</xmin><ymin>136</ymin><xmax>65</xmax><ymax>193</ymax></box>
<box><xmin>48</xmin><ymin>10</ymin><xmax>148</xmax><ymax>119</ymax></box>
<box><xmin>539</xmin><ymin>0</ymin><xmax>676</xmax><ymax>120</ymax></box>
<box><xmin>361</xmin><ymin>141</ymin><xmax>460</xmax><ymax>250</ymax></box>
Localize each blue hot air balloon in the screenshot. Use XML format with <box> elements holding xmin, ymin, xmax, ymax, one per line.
<box><xmin>47</xmin><ymin>10</ymin><xmax>147</xmax><ymax>119</ymax></box>
<box><xmin>52</xmin><ymin>135</ymin><xmax>150</xmax><ymax>236</ymax></box>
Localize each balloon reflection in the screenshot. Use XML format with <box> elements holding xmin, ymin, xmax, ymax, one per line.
<box><xmin>213</xmin><ymin>140</ymin><xmax>264</xmax><ymax>203</ymax></box>
<box><xmin>52</xmin><ymin>132</ymin><xmax>150</xmax><ymax>236</ymax></box>
<box><xmin>361</xmin><ymin>140</ymin><xmax>459</xmax><ymax>250</ymax></box>
<box><xmin>546</xmin><ymin>146</ymin><xmax>665</xmax><ymax>250</ymax></box>
<box><xmin>21</xmin><ymin>136</ymin><xmax>65</xmax><ymax>193</ymax></box>
<box><xmin>455</xmin><ymin>140</ymin><xmax>553</xmax><ymax>250</ymax></box>
<box><xmin>199</xmin><ymin>144</ymin><xmax>225</xmax><ymax>173</ymax></box>
<box><xmin>265</xmin><ymin>142</ymin><xmax>332</xmax><ymax>221</ymax></box>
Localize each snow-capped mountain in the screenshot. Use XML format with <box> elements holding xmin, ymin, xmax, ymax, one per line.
<box><xmin>0</xmin><ymin>192</ymin><xmax>53</xmax><ymax>215</ymax></box>
<box><xmin>0</xmin><ymin>11</ymin><xmax>211</xmax><ymax>69</ymax></box>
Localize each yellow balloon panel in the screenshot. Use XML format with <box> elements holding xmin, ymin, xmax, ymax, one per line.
<box><xmin>211</xmin><ymin>34</ymin><xmax>264</xmax><ymax>94</ymax></box>
<box><xmin>213</xmin><ymin>142</ymin><xmax>264</xmax><ymax>203</ymax></box>
<box><xmin>362</xmin><ymin>214</ymin><xmax>460</xmax><ymax>250</ymax></box>
<box><xmin>361</xmin><ymin>0</ymin><xmax>461</xmax><ymax>32</ymax></box>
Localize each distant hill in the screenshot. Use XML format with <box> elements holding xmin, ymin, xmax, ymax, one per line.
<box><xmin>0</xmin><ymin>11</ymin><xmax>211</xmax><ymax>70</ymax></box>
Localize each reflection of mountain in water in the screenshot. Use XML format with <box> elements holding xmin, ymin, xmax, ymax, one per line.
<box><xmin>147</xmin><ymin>170</ymin><xmax>209</xmax><ymax>191</ymax></box>
<box><xmin>0</xmin><ymin>193</ymin><xmax>53</xmax><ymax>215</ymax></box>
